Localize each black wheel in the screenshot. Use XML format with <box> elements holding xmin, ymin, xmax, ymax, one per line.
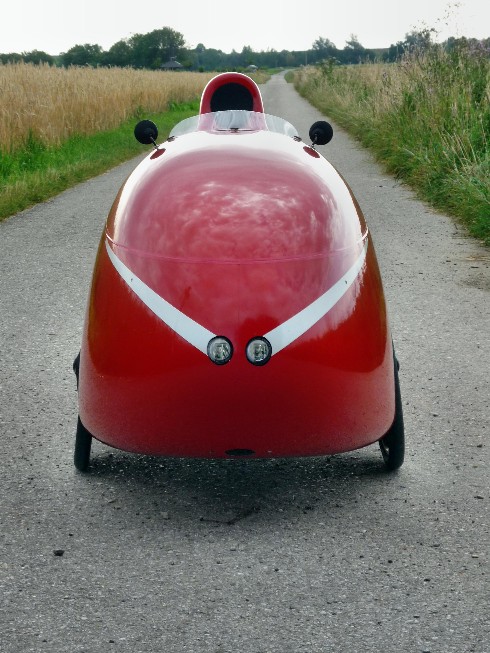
<box><xmin>379</xmin><ymin>356</ymin><xmax>405</xmax><ymax>471</ymax></box>
<box><xmin>74</xmin><ymin>416</ymin><xmax>92</xmax><ymax>472</ymax></box>
<box><xmin>73</xmin><ymin>352</ymin><xmax>80</xmax><ymax>389</ymax></box>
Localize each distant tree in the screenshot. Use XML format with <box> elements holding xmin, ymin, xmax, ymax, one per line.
<box><xmin>345</xmin><ymin>34</ymin><xmax>365</xmax><ymax>51</ymax></box>
<box><xmin>241</xmin><ymin>45</ymin><xmax>254</xmax><ymax>66</ymax></box>
<box><xmin>386</xmin><ymin>41</ymin><xmax>406</xmax><ymax>62</ymax></box>
<box><xmin>22</xmin><ymin>50</ymin><xmax>54</xmax><ymax>65</ymax></box>
<box><xmin>251</xmin><ymin>48</ymin><xmax>280</xmax><ymax>69</ymax></box>
<box><xmin>193</xmin><ymin>43</ymin><xmax>206</xmax><ymax>70</ymax></box>
<box><xmin>312</xmin><ymin>37</ymin><xmax>337</xmax><ymax>58</ymax></box>
<box><xmin>386</xmin><ymin>29</ymin><xmax>436</xmax><ymax>62</ymax></box>
<box><xmin>283</xmin><ymin>50</ymin><xmax>297</xmax><ymax>67</ymax></box>
<box><xmin>310</xmin><ymin>37</ymin><xmax>337</xmax><ymax>65</ymax></box>
<box><xmin>341</xmin><ymin>34</ymin><xmax>367</xmax><ymax>63</ymax></box>
<box><xmin>227</xmin><ymin>49</ymin><xmax>241</xmax><ymax>69</ymax></box>
<box><xmin>104</xmin><ymin>39</ymin><xmax>132</xmax><ymax>67</ymax></box>
<box><xmin>262</xmin><ymin>48</ymin><xmax>280</xmax><ymax>68</ymax></box>
<box><xmin>128</xmin><ymin>27</ymin><xmax>185</xmax><ymax>69</ymax></box>
<box><xmin>0</xmin><ymin>52</ymin><xmax>23</xmax><ymax>64</ymax></box>
<box><xmin>443</xmin><ymin>36</ymin><xmax>459</xmax><ymax>53</ymax></box>
<box><xmin>61</xmin><ymin>43</ymin><xmax>103</xmax><ymax>67</ymax></box>
<box><xmin>444</xmin><ymin>35</ymin><xmax>483</xmax><ymax>53</ymax></box>
<box><xmin>404</xmin><ymin>28</ymin><xmax>435</xmax><ymax>51</ymax></box>
<box><xmin>198</xmin><ymin>47</ymin><xmax>225</xmax><ymax>71</ymax></box>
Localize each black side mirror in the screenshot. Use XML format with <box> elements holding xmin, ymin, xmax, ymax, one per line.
<box><xmin>134</xmin><ymin>120</ymin><xmax>159</xmax><ymax>147</ymax></box>
<box><xmin>309</xmin><ymin>121</ymin><xmax>333</xmax><ymax>146</ymax></box>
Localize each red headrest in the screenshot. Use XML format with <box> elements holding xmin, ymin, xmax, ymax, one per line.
<box><xmin>200</xmin><ymin>72</ymin><xmax>264</xmax><ymax>114</ymax></box>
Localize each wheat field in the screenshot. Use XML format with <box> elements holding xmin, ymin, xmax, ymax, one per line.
<box><xmin>0</xmin><ymin>63</ymin><xmax>214</xmax><ymax>153</ymax></box>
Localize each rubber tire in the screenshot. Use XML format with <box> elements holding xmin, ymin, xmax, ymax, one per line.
<box><xmin>74</xmin><ymin>416</ymin><xmax>92</xmax><ymax>472</ymax></box>
<box><xmin>379</xmin><ymin>358</ymin><xmax>405</xmax><ymax>471</ymax></box>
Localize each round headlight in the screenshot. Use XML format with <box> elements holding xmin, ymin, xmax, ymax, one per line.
<box><xmin>246</xmin><ymin>337</ymin><xmax>272</xmax><ymax>366</ymax></box>
<box><xmin>207</xmin><ymin>336</ymin><xmax>233</xmax><ymax>365</ymax></box>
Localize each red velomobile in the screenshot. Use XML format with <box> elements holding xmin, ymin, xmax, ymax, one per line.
<box><xmin>73</xmin><ymin>72</ymin><xmax>404</xmax><ymax>472</ymax></box>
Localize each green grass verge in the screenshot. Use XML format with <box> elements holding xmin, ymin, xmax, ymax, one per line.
<box><xmin>293</xmin><ymin>54</ymin><xmax>490</xmax><ymax>246</ymax></box>
<box><xmin>0</xmin><ymin>101</ymin><xmax>199</xmax><ymax>221</ymax></box>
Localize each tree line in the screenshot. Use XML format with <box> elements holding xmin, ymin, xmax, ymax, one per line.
<box><xmin>1</xmin><ymin>26</ymin><xmax>488</xmax><ymax>70</ymax></box>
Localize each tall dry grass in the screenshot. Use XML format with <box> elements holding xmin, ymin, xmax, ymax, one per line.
<box><xmin>0</xmin><ymin>63</ymin><xmax>214</xmax><ymax>153</ymax></box>
<box><xmin>294</xmin><ymin>45</ymin><xmax>490</xmax><ymax>243</ymax></box>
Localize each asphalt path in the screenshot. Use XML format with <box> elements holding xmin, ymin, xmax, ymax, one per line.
<box><xmin>1</xmin><ymin>73</ymin><xmax>488</xmax><ymax>652</ymax></box>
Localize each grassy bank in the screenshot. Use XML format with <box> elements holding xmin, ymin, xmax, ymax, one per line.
<box><xmin>0</xmin><ymin>103</ymin><xmax>202</xmax><ymax>220</ymax></box>
<box><xmin>0</xmin><ymin>63</ymin><xmax>214</xmax><ymax>220</ymax></box>
<box><xmin>0</xmin><ymin>64</ymin><xmax>271</xmax><ymax>220</ymax></box>
<box><xmin>293</xmin><ymin>45</ymin><xmax>490</xmax><ymax>245</ymax></box>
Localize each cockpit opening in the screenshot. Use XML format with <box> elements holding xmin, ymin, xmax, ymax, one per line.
<box><xmin>210</xmin><ymin>82</ymin><xmax>254</xmax><ymax>112</ymax></box>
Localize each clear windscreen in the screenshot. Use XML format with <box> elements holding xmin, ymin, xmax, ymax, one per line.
<box><xmin>169</xmin><ymin>111</ymin><xmax>299</xmax><ymax>138</ymax></box>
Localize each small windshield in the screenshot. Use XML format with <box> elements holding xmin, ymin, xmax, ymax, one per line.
<box><xmin>169</xmin><ymin>110</ymin><xmax>299</xmax><ymax>138</ymax></box>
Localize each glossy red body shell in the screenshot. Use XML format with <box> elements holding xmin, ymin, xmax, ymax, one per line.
<box><xmin>77</xmin><ymin>73</ymin><xmax>395</xmax><ymax>458</ymax></box>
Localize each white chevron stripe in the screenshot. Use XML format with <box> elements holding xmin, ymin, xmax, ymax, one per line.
<box><xmin>264</xmin><ymin>240</ymin><xmax>368</xmax><ymax>355</ymax></box>
<box><xmin>105</xmin><ymin>240</ymin><xmax>215</xmax><ymax>354</ymax></box>
<box><xmin>105</xmin><ymin>238</ymin><xmax>367</xmax><ymax>359</ymax></box>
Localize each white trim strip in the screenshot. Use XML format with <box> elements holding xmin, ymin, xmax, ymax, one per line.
<box><xmin>264</xmin><ymin>240</ymin><xmax>368</xmax><ymax>355</ymax></box>
<box><xmin>105</xmin><ymin>239</ymin><xmax>367</xmax><ymax>359</ymax></box>
<box><xmin>105</xmin><ymin>240</ymin><xmax>215</xmax><ymax>354</ymax></box>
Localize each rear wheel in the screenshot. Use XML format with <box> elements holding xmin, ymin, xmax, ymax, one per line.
<box><xmin>74</xmin><ymin>416</ymin><xmax>92</xmax><ymax>472</ymax></box>
<box><xmin>379</xmin><ymin>355</ymin><xmax>405</xmax><ymax>470</ymax></box>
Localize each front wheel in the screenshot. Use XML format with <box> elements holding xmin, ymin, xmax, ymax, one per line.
<box><xmin>379</xmin><ymin>357</ymin><xmax>405</xmax><ymax>471</ymax></box>
<box><xmin>74</xmin><ymin>416</ymin><xmax>92</xmax><ymax>472</ymax></box>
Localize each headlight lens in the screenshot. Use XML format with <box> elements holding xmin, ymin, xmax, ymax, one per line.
<box><xmin>207</xmin><ymin>336</ymin><xmax>233</xmax><ymax>365</ymax></box>
<box><xmin>246</xmin><ymin>337</ymin><xmax>272</xmax><ymax>366</ymax></box>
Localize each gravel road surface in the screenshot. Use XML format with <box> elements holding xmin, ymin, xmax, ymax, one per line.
<box><xmin>1</xmin><ymin>73</ymin><xmax>488</xmax><ymax>652</ymax></box>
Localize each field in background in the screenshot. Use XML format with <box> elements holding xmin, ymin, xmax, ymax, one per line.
<box><xmin>293</xmin><ymin>45</ymin><xmax>490</xmax><ymax>245</ymax></box>
<box><xmin>0</xmin><ymin>63</ymin><xmax>215</xmax><ymax>152</ymax></box>
<box><xmin>0</xmin><ymin>103</ymin><xmax>202</xmax><ymax>219</ymax></box>
<box><xmin>0</xmin><ymin>64</ymin><xmax>268</xmax><ymax>219</ymax></box>
<box><xmin>0</xmin><ymin>64</ymin><xmax>214</xmax><ymax>219</ymax></box>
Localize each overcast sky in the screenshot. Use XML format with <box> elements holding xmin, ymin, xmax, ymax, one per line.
<box><xmin>0</xmin><ymin>0</ymin><xmax>487</xmax><ymax>55</ymax></box>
